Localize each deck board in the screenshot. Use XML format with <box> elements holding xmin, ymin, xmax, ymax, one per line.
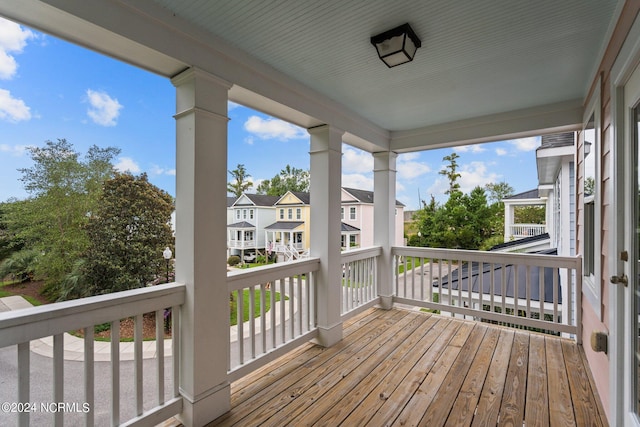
<box><xmin>208</xmin><ymin>307</ymin><xmax>608</xmax><ymax>427</ymax></box>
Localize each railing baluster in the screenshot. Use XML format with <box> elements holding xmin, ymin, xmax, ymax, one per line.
<box><xmin>490</xmin><ymin>262</ymin><xmax>495</xmax><ymax>314</ymax></box>
<box><xmin>53</xmin><ymin>333</ymin><xmax>63</xmax><ymax>426</ymax></box>
<box><xmin>134</xmin><ymin>313</ymin><xmax>143</xmax><ymax>416</ymax></box>
<box><xmin>553</xmin><ymin>267</ymin><xmax>559</xmax><ymax>324</ymax></box>
<box><xmin>526</xmin><ymin>265</ymin><xmax>531</xmax><ymax>321</ymax></box>
<box><xmin>289</xmin><ymin>276</ymin><xmax>295</xmax><ymax>338</ymax></box>
<box><xmin>539</xmin><ymin>267</ymin><xmax>544</xmax><ymax>320</ymax></box>
<box><xmin>280</xmin><ymin>278</ymin><xmax>285</xmax><ymax>344</ymax></box>
<box><xmin>457</xmin><ymin>259</ymin><xmax>462</xmax><ymax>309</ymax></box>
<box><xmin>297</xmin><ymin>277</ymin><xmax>302</xmax><ymax>336</ymax></box>
<box><xmin>111</xmin><ymin>320</ymin><xmax>120</xmax><ymax>426</ymax></box>
<box><xmin>514</xmin><ymin>264</ymin><xmax>519</xmax><ymax>319</ymax></box>
<box><xmin>270</xmin><ymin>280</ymin><xmax>276</xmax><ymax>348</ymax></box>
<box><xmin>249</xmin><ymin>285</ymin><xmax>256</xmax><ymax>359</ymax></box>
<box><xmin>18</xmin><ymin>341</ymin><xmax>29</xmax><ymax>427</ymax></box>
<box><xmin>237</xmin><ymin>290</ymin><xmax>244</xmax><ymax>364</ymax></box>
<box><xmin>260</xmin><ymin>283</ymin><xmax>267</xmax><ymax>354</ymax></box>
<box><xmin>403</xmin><ymin>257</ymin><xmax>408</xmax><ymax>297</ymax></box>
<box><xmin>468</xmin><ymin>260</ymin><xmax>473</xmax><ymax>312</ymax></box>
<box><xmin>84</xmin><ymin>327</ymin><xmax>94</xmax><ymax>427</ymax></box>
<box><xmin>172</xmin><ymin>304</ymin><xmax>180</xmax><ymax>398</ymax></box>
<box><xmin>501</xmin><ymin>263</ymin><xmax>506</xmax><ymax>315</ymax></box>
<box><xmin>155</xmin><ymin>310</ymin><xmax>164</xmax><ymax>406</ymax></box>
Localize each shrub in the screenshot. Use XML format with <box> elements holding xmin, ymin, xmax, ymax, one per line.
<box><xmin>256</xmin><ymin>255</ymin><xmax>267</xmax><ymax>264</ymax></box>
<box><xmin>227</xmin><ymin>255</ymin><xmax>241</xmax><ymax>266</ymax></box>
<box><xmin>0</xmin><ymin>249</ymin><xmax>38</xmax><ymax>283</ymax></box>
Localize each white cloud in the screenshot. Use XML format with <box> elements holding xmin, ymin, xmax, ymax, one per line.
<box><xmin>0</xmin><ymin>143</ymin><xmax>28</xmax><ymax>156</ymax></box>
<box><xmin>397</xmin><ymin>153</ymin><xmax>430</xmax><ymax>180</ymax></box>
<box><xmin>509</xmin><ymin>136</ymin><xmax>540</xmax><ymax>152</ymax></box>
<box><xmin>342</xmin><ymin>147</ymin><xmax>373</xmax><ymax>174</ymax></box>
<box><xmin>0</xmin><ymin>18</ymin><xmax>35</xmax><ymax>80</ymax></box>
<box><xmin>0</xmin><ymin>88</ymin><xmax>31</xmax><ymax>122</ymax></box>
<box><xmin>341</xmin><ymin>173</ymin><xmax>373</xmax><ymax>191</ymax></box>
<box><xmin>244</xmin><ymin>115</ymin><xmax>307</xmax><ymax>141</ymax></box>
<box><xmin>427</xmin><ymin>161</ymin><xmax>500</xmax><ymax>199</ymax></box>
<box><xmin>86</xmin><ymin>89</ymin><xmax>123</xmax><ymax>126</ymax></box>
<box><xmin>454</xmin><ymin>144</ymin><xmax>485</xmax><ymax>153</ymax></box>
<box><xmin>458</xmin><ymin>161</ymin><xmax>500</xmax><ymax>193</ymax></box>
<box><xmin>114</xmin><ymin>157</ymin><xmax>141</xmax><ymax>173</ymax></box>
<box><xmin>150</xmin><ymin>165</ymin><xmax>176</xmax><ymax>176</ymax></box>
<box><xmin>495</xmin><ymin>148</ymin><xmax>507</xmax><ymax>156</ymax></box>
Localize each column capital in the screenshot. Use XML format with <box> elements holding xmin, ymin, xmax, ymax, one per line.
<box><xmin>308</xmin><ymin>125</ymin><xmax>344</xmax><ymax>154</ymax></box>
<box><xmin>171</xmin><ymin>67</ymin><xmax>232</xmax><ymax>90</ymax></box>
<box><xmin>373</xmin><ymin>151</ymin><xmax>398</xmax><ymax>172</ymax></box>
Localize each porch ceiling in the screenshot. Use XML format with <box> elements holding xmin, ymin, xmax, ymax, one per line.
<box><xmin>0</xmin><ymin>0</ymin><xmax>622</xmax><ymax>151</ymax></box>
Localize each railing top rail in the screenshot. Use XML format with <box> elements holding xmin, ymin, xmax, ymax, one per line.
<box><xmin>0</xmin><ymin>282</ymin><xmax>185</xmax><ymax>347</ymax></box>
<box><xmin>227</xmin><ymin>257</ymin><xmax>320</xmax><ymax>291</ymax></box>
<box><xmin>340</xmin><ymin>246</ymin><xmax>382</xmax><ymax>264</ymax></box>
<box><xmin>392</xmin><ymin>246</ymin><xmax>581</xmax><ymax>269</ymax></box>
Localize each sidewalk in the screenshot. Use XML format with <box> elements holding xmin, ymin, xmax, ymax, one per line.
<box><xmin>0</xmin><ymin>296</ymin><xmax>173</xmax><ymax>362</ymax></box>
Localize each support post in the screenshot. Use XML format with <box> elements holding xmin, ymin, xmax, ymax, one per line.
<box><xmin>374</xmin><ymin>151</ymin><xmax>398</xmax><ymax>309</ymax></box>
<box><xmin>172</xmin><ymin>68</ymin><xmax>231</xmax><ymax>426</ymax></box>
<box><xmin>309</xmin><ymin>125</ymin><xmax>344</xmax><ymax>347</ymax></box>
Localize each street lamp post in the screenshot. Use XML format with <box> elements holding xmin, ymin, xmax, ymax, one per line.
<box><xmin>163</xmin><ymin>247</ymin><xmax>172</xmax><ymax>283</ymax></box>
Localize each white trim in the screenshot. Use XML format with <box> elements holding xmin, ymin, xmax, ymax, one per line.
<box><xmin>581</xmin><ymin>79</ymin><xmax>602</xmax><ymax>318</ymax></box>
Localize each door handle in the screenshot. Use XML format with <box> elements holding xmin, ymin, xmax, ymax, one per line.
<box><xmin>610</xmin><ymin>274</ymin><xmax>629</xmax><ymax>286</ymax></box>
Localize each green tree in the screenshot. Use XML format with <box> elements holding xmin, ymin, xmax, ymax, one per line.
<box><xmin>439</xmin><ymin>153</ymin><xmax>461</xmax><ymax>195</ymax></box>
<box><xmin>2</xmin><ymin>139</ymin><xmax>119</xmax><ymax>298</ymax></box>
<box><xmin>256</xmin><ymin>164</ymin><xmax>310</xmax><ymax>196</ymax></box>
<box><xmin>484</xmin><ymin>182</ymin><xmax>514</xmax><ymax>204</ymax></box>
<box><xmin>514</xmin><ymin>205</ymin><xmax>546</xmax><ymax>224</ymax></box>
<box><xmin>77</xmin><ymin>173</ymin><xmax>174</xmax><ymax>297</ymax></box>
<box><xmin>227</xmin><ymin>163</ymin><xmax>253</xmax><ymax>197</ymax></box>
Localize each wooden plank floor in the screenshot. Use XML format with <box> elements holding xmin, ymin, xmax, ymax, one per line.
<box><xmin>208</xmin><ymin>307</ymin><xmax>607</xmax><ymax>427</ymax></box>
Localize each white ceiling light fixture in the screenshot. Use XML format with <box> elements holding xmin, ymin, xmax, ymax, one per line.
<box><xmin>370</xmin><ymin>23</ymin><xmax>422</xmax><ymax>68</ymax></box>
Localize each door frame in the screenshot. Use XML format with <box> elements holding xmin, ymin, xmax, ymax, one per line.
<box><xmin>611</xmin><ymin>13</ymin><xmax>640</xmax><ymax>426</ymax></box>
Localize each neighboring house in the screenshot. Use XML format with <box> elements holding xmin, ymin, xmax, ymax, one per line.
<box><xmin>264</xmin><ymin>191</ymin><xmax>310</xmax><ymax>261</ymax></box>
<box><xmin>227</xmin><ymin>193</ymin><xmax>278</xmax><ymax>260</ymax></box>
<box><xmin>500</xmin><ymin>132</ymin><xmax>576</xmax><ymax>256</ymax></box>
<box><xmin>341</xmin><ymin>187</ymin><xmax>405</xmax><ymax>250</ymax></box>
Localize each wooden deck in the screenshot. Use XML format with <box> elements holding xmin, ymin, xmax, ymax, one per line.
<box><xmin>209</xmin><ymin>307</ymin><xmax>607</xmax><ymax>426</ymax></box>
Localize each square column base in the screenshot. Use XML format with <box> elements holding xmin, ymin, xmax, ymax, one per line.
<box><xmin>312</xmin><ymin>322</ymin><xmax>343</xmax><ymax>347</ymax></box>
<box><xmin>178</xmin><ymin>382</ymin><xmax>230</xmax><ymax>427</ymax></box>
<box><xmin>379</xmin><ymin>295</ymin><xmax>393</xmax><ymax>310</ymax></box>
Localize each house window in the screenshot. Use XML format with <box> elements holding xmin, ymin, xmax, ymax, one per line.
<box><xmin>350</xmin><ymin>235</ymin><xmax>357</xmax><ymax>246</ymax></box>
<box><xmin>249</xmin><ymin>209</ymin><xmax>254</xmax><ymax>220</ymax></box>
<box><xmin>235</xmin><ymin>210</ymin><xmax>241</xmax><ymax>220</ymax></box>
<box><xmin>296</xmin><ymin>208</ymin><xmax>301</xmax><ymax>219</ymax></box>
<box><xmin>243</xmin><ymin>209</ymin><xmax>247</xmax><ymax>219</ymax></box>
<box><xmin>341</xmin><ymin>207</ymin><xmax>344</xmax><ymax>220</ymax></box>
<box><xmin>288</xmin><ymin>208</ymin><xmax>293</xmax><ymax>220</ymax></box>
<box><xmin>280</xmin><ymin>209</ymin><xmax>284</xmax><ymax>220</ymax></box>
<box><xmin>349</xmin><ymin>207</ymin><xmax>356</xmax><ymax>220</ymax></box>
<box><xmin>244</xmin><ymin>231</ymin><xmax>254</xmax><ymax>241</ymax></box>
<box><xmin>341</xmin><ymin>235</ymin><xmax>346</xmax><ymax>248</ymax></box>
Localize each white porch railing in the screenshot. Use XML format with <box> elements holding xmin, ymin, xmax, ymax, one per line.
<box><xmin>508</xmin><ymin>223</ymin><xmax>547</xmax><ymax>239</ymax></box>
<box><xmin>227</xmin><ymin>258</ymin><xmax>319</xmax><ymax>382</ymax></box>
<box><xmin>392</xmin><ymin>247</ymin><xmax>582</xmax><ymax>342</ymax></box>
<box><xmin>227</xmin><ymin>239</ymin><xmax>256</xmax><ymax>249</ymax></box>
<box><xmin>340</xmin><ymin>246</ymin><xmax>381</xmax><ymax>319</ymax></box>
<box><xmin>0</xmin><ymin>283</ymin><xmax>185</xmax><ymax>427</ymax></box>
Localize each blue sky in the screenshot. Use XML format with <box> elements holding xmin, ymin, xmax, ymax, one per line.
<box><xmin>0</xmin><ymin>18</ymin><xmax>541</xmax><ymax>210</ymax></box>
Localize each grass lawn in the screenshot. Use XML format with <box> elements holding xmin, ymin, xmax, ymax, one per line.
<box><xmin>396</xmin><ymin>256</ymin><xmax>429</xmax><ymax>274</ymax></box>
<box><xmin>230</xmin><ymin>289</ymin><xmax>283</xmax><ymax>326</ymax></box>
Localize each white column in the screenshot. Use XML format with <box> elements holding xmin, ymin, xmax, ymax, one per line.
<box><xmin>309</xmin><ymin>125</ymin><xmax>344</xmax><ymax>347</ymax></box>
<box><xmin>374</xmin><ymin>151</ymin><xmax>398</xmax><ymax>309</ymax></box>
<box><xmin>172</xmin><ymin>68</ymin><xmax>231</xmax><ymax>426</ymax></box>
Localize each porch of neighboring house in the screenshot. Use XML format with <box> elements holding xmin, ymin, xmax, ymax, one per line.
<box><xmin>211</xmin><ymin>307</ymin><xmax>606</xmax><ymax>427</ymax></box>
<box><xmin>502</xmin><ymin>189</ymin><xmax>548</xmax><ymax>242</ymax></box>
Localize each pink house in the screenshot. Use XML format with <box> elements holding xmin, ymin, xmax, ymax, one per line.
<box><xmin>341</xmin><ymin>187</ymin><xmax>404</xmax><ymax>250</ymax></box>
